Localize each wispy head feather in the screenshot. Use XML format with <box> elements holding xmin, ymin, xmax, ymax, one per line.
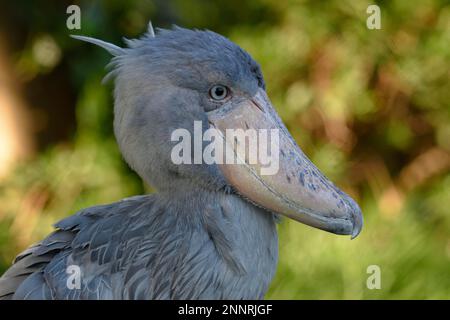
<box><xmin>70</xmin><ymin>35</ymin><xmax>126</xmax><ymax>56</ymax></box>
<box><xmin>71</xmin><ymin>20</ymin><xmax>265</xmax><ymax>89</ymax></box>
<box><xmin>147</xmin><ymin>21</ymin><xmax>155</xmax><ymax>38</ymax></box>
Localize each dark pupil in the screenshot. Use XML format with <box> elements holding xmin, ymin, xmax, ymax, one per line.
<box><xmin>215</xmin><ymin>87</ymin><xmax>224</xmax><ymax>97</ymax></box>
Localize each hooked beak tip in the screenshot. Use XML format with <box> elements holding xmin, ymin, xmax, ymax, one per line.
<box><xmin>349</xmin><ymin>200</ymin><xmax>363</xmax><ymax>240</ymax></box>
<box><xmin>351</xmin><ymin>217</ymin><xmax>362</xmax><ymax>240</ymax></box>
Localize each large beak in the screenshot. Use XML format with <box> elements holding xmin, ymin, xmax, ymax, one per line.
<box><xmin>207</xmin><ymin>89</ymin><xmax>363</xmax><ymax>238</ymax></box>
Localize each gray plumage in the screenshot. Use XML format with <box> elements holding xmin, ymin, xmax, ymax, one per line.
<box><xmin>0</xmin><ymin>25</ymin><xmax>277</xmax><ymax>300</ymax></box>
<box><xmin>0</xmin><ymin>23</ymin><xmax>363</xmax><ymax>300</ymax></box>
<box><xmin>0</xmin><ymin>193</ymin><xmax>277</xmax><ymax>299</ymax></box>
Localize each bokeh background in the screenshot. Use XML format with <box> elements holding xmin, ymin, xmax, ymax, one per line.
<box><xmin>0</xmin><ymin>0</ymin><xmax>449</xmax><ymax>299</ymax></box>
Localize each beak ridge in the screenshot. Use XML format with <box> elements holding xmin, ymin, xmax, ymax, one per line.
<box><xmin>208</xmin><ymin>89</ymin><xmax>363</xmax><ymax>238</ymax></box>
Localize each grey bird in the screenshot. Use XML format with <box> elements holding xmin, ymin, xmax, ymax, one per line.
<box><xmin>0</xmin><ymin>23</ymin><xmax>363</xmax><ymax>300</ymax></box>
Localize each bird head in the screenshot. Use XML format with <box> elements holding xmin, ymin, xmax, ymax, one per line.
<box><xmin>71</xmin><ymin>22</ymin><xmax>363</xmax><ymax>238</ymax></box>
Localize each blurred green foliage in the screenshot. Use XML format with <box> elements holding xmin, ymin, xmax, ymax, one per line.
<box><xmin>0</xmin><ymin>0</ymin><xmax>449</xmax><ymax>299</ymax></box>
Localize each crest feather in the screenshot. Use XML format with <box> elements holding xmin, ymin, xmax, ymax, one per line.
<box><xmin>70</xmin><ymin>35</ymin><xmax>125</xmax><ymax>56</ymax></box>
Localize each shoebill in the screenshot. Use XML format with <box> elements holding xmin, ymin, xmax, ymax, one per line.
<box><xmin>0</xmin><ymin>23</ymin><xmax>363</xmax><ymax>299</ymax></box>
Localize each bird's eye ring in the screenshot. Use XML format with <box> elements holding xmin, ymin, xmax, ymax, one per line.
<box><xmin>209</xmin><ymin>85</ymin><xmax>229</xmax><ymax>101</ymax></box>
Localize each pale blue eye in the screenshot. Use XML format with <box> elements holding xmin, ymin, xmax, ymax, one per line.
<box><xmin>209</xmin><ymin>85</ymin><xmax>229</xmax><ymax>101</ymax></box>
